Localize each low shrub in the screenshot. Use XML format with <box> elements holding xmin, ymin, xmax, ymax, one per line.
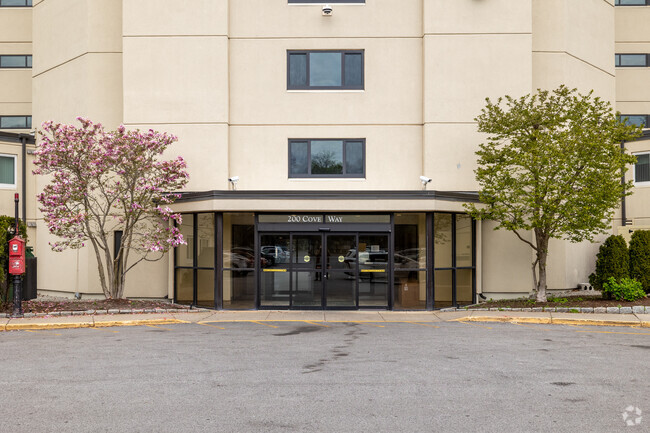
<box><xmin>602</xmin><ymin>277</ymin><xmax>646</xmax><ymax>302</ymax></box>
<box><xmin>589</xmin><ymin>235</ymin><xmax>629</xmax><ymax>290</ymax></box>
<box><xmin>629</xmin><ymin>230</ymin><xmax>650</xmax><ymax>293</ymax></box>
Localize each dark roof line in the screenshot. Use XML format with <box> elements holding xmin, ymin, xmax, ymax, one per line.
<box><xmin>0</xmin><ymin>130</ymin><xmax>35</xmax><ymax>144</ymax></box>
<box><xmin>176</xmin><ymin>190</ymin><xmax>480</xmax><ymax>203</ymax></box>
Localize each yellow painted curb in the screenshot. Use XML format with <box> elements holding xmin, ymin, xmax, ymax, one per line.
<box><xmin>6</xmin><ymin>322</ymin><xmax>94</xmax><ymax>331</ymax></box>
<box><xmin>453</xmin><ymin>316</ymin><xmax>644</xmax><ymax>328</ymax></box>
<box><xmin>451</xmin><ymin>316</ymin><xmax>552</xmax><ymax>325</ymax></box>
<box><xmin>93</xmin><ymin>319</ymin><xmax>188</xmax><ymax>328</ymax></box>
<box><xmin>2</xmin><ymin>318</ymin><xmax>187</xmax><ymax>331</ymax></box>
<box><xmin>551</xmin><ymin>318</ymin><xmax>641</xmax><ymax>327</ymax></box>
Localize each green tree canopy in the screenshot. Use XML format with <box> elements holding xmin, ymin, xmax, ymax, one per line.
<box><xmin>465</xmin><ymin>85</ymin><xmax>641</xmax><ymax>301</ymax></box>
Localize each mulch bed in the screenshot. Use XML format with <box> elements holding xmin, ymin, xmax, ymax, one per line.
<box><xmin>0</xmin><ymin>298</ymin><xmax>188</xmax><ymax>314</ymax></box>
<box><xmin>470</xmin><ymin>294</ymin><xmax>650</xmax><ymax>309</ymax></box>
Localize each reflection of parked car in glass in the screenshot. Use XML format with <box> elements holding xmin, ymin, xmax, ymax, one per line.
<box><xmin>261</xmin><ymin>246</ymin><xmax>290</xmax><ymax>265</ymax></box>
<box><xmin>344</xmin><ymin>249</ymin><xmax>388</xmax><ymax>278</ymax></box>
<box><xmin>228</xmin><ymin>248</ymin><xmax>267</xmax><ymax>274</ymax></box>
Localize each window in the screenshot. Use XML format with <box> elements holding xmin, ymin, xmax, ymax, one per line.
<box><xmin>615</xmin><ymin>0</ymin><xmax>650</xmax><ymax>5</ymax></box>
<box><xmin>619</xmin><ymin>115</ymin><xmax>649</xmax><ymax>128</ymax></box>
<box><xmin>0</xmin><ymin>55</ymin><xmax>32</xmax><ymax>68</ymax></box>
<box><xmin>288</xmin><ymin>50</ymin><xmax>364</xmax><ymax>90</ymax></box>
<box><xmin>0</xmin><ymin>155</ymin><xmax>16</xmax><ymax>187</ymax></box>
<box><xmin>0</xmin><ymin>0</ymin><xmax>32</xmax><ymax>6</ymax></box>
<box><xmin>616</xmin><ymin>54</ymin><xmax>649</xmax><ymax>67</ymax></box>
<box><xmin>289</xmin><ymin>139</ymin><xmax>365</xmax><ymax>178</ymax></box>
<box><xmin>0</xmin><ymin>55</ymin><xmax>31</xmax><ymax>68</ymax></box>
<box><xmin>0</xmin><ymin>116</ymin><xmax>31</xmax><ymax>129</ymax></box>
<box><xmin>288</xmin><ymin>0</ymin><xmax>364</xmax><ymax>3</ymax></box>
<box><xmin>635</xmin><ymin>153</ymin><xmax>650</xmax><ymax>184</ymax></box>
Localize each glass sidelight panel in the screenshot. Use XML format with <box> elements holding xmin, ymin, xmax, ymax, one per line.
<box><xmin>457</xmin><ymin>269</ymin><xmax>473</xmax><ymax>305</ymax></box>
<box><xmin>326</xmin><ymin>235</ymin><xmax>357</xmax><ymax>307</ymax></box>
<box><xmin>196</xmin><ymin>269</ymin><xmax>215</xmax><ymax>308</ymax></box>
<box><xmin>223</xmin><ymin>270</ymin><xmax>255</xmax><ymax>309</ymax></box>
<box><xmin>434</xmin><ymin>214</ymin><xmax>452</xmax><ymax>268</ymax></box>
<box><xmin>456</xmin><ymin>214</ymin><xmax>472</xmax><ymax>268</ymax></box>
<box><xmin>197</xmin><ymin>214</ymin><xmax>215</xmax><ymax>268</ymax></box>
<box><xmin>394</xmin><ymin>270</ymin><xmax>426</xmax><ymax>310</ymax></box>
<box><xmin>175</xmin><ymin>268</ymin><xmax>193</xmax><ymax>305</ymax></box>
<box><xmin>434</xmin><ymin>270</ymin><xmax>453</xmax><ymax>308</ymax></box>
<box><xmin>176</xmin><ymin>215</ymin><xmax>194</xmax><ymax>267</ymax></box>
<box><xmin>223</xmin><ymin>213</ymin><xmax>255</xmax><ymax>269</ymax></box>
<box><xmin>358</xmin><ymin>235</ymin><xmax>389</xmax><ymax>307</ymax></box>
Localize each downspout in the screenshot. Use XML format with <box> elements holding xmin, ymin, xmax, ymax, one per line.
<box><xmin>621</xmin><ymin>141</ymin><xmax>627</xmax><ymax>227</ymax></box>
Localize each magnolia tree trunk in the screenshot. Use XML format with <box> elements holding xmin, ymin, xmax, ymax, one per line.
<box><xmin>533</xmin><ymin>230</ymin><xmax>550</xmax><ymax>302</ymax></box>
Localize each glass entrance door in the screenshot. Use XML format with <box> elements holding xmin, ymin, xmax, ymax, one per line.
<box><xmin>324</xmin><ymin>234</ymin><xmax>357</xmax><ymax>308</ymax></box>
<box><xmin>258</xmin><ymin>231</ymin><xmax>389</xmax><ymax>309</ymax></box>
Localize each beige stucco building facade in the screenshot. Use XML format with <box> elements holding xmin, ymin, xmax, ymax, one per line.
<box><xmin>0</xmin><ymin>0</ymin><xmax>643</xmax><ymax>308</ymax></box>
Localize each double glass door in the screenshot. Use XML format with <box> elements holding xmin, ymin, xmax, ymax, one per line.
<box><xmin>259</xmin><ymin>232</ymin><xmax>389</xmax><ymax>309</ymax></box>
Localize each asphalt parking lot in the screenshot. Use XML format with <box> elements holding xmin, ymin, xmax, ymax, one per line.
<box><xmin>0</xmin><ymin>320</ymin><xmax>647</xmax><ymax>432</ymax></box>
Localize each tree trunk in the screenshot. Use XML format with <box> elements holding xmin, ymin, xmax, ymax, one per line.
<box><xmin>535</xmin><ymin>230</ymin><xmax>550</xmax><ymax>302</ymax></box>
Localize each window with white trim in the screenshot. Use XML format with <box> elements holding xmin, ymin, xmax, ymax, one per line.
<box><xmin>635</xmin><ymin>153</ymin><xmax>650</xmax><ymax>184</ymax></box>
<box><xmin>0</xmin><ymin>154</ymin><xmax>16</xmax><ymax>187</ymax></box>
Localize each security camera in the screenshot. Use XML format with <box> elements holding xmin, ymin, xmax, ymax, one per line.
<box><xmin>322</xmin><ymin>4</ymin><xmax>333</xmax><ymax>16</ymax></box>
<box><xmin>228</xmin><ymin>176</ymin><xmax>239</xmax><ymax>191</ymax></box>
<box><xmin>419</xmin><ymin>176</ymin><xmax>432</xmax><ymax>184</ymax></box>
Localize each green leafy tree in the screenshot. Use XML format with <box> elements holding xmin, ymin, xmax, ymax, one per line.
<box><xmin>589</xmin><ymin>234</ymin><xmax>629</xmax><ymax>291</ymax></box>
<box><xmin>629</xmin><ymin>230</ymin><xmax>650</xmax><ymax>293</ymax></box>
<box><xmin>465</xmin><ymin>86</ymin><xmax>641</xmax><ymax>302</ymax></box>
<box><xmin>0</xmin><ymin>216</ymin><xmax>27</xmax><ymax>304</ymax></box>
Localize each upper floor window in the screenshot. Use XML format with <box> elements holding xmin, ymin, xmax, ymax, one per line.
<box><xmin>0</xmin><ymin>55</ymin><xmax>32</xmax><ymax>68</ymax></box>
<box><xmin>0</xmin><ymin>0</ymin><xmax>32</xmax><ymax>6</ymax></box>
<box><xmin>0</xmin><ymin>155</ymin><xmax>16</xmax><ymax>187</ymax></box>
<box><xmin>615</xmin><ymin>0</ymin><xmax>650</xmax><ymax>5</ymax></box>
<box><xmin>0</xmin><ymin>115</ymin><xmax>31</xmax><ymax>129</ymax></box>
<box><xmin>616</xmin><ymin>54</ymin><xmax>649</xmax><ymax>67</ymax></box>
<box><xmin>619</xmin><ymin>115</ymin><xmax>649</xmax><ymax>128</ymax></box>
<box><xmin>289</xmin><ymin>139</ymin><xmax>365</xmax><ymax>178</ymax></box>
<box><xmin>635</xmin><ymin>153</ymin><xmax>650</xmax><ymax>184</ymax></box>
<box><xmin>288</xmin><ymin>50</ymin><xmax>364</xmax><ymax>90</ymax></box>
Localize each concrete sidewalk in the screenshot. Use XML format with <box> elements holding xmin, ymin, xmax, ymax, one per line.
<box><xmin>2</xmin><ymin>309</ymin><xmax>650</xmax><ymax>331</ymax></box>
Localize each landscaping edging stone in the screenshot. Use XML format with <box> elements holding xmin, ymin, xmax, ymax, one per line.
<box><xmin>462</xmin><ymin>305</ymin><xmax>650</xmax><ymax>314</ymax></box>
<box><xmin>0</xmin><ymin>306</ymin><xmax>211</xmax><ymax>318</ymax></box>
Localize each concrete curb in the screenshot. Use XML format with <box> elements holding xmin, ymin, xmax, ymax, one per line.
<box><xmin>0</xmin><ymin>307</ymin><xmax>210</xmax><ymax>320</ymax></box>
<box><xmin>2</xmin><ymin>317</ymin><xmax>188</xmax><ymax>331</ymax></box>
<box><xmin>453</xmin><ymin>315</ymin><xmax>644</xmax><ymax>327</ymax></box>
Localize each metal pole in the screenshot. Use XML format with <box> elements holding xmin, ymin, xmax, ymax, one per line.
<box><xmin>21</xmin><ymin>136</ymin><xmax>26</xmax><ymax>226</ymax></box>
<box><xmin>12</xmin><ymin>193</ymin><xmax>22</xmax><ymax>317</ymax></box>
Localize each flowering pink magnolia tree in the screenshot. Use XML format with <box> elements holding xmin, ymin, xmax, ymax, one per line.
<box><xmin>34</xmin><ymin>118</ymin><xmax>189</xmax><ymax>299</ymax></box>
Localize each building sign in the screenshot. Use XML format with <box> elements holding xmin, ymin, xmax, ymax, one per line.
<box><xmin>258</xmin><ymin>214</ymin><xmax>390</xmax><ymax>224</ymax></box>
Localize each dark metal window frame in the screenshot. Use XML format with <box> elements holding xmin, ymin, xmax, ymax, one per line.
<box><xmin>615</xmin><ymin>53</ymin><xmax>650</xmax><ymax>67</ymax></box>
<box><xmin>0</xmin><ymin>55</ymin><xmax>32</xmax><ymax>68</ymax></box>
<box><xmin>0</xmin><ymin>115</ymin><xmax>32</xmax><ymax>129</ymax></box>
<box><xmin>430</xmin><ymin>212</ymin><xmax>477</xmax><ymax>309</ymax></box>
<box><xmin>634</xmin><ymin>152</ymin><xmax>650</xmax><ymax>184</ymax></box>
<box><xmin>256</xmin><ymin>215</ymin><xmax>392</xmax><ymax>310</ymax></box>
<box><xmin>287</xmin><ymin>50</ymin><xmax>364</xmax><ymax>90</ymax></box>
<box><xmin>173</xmin><ymin>212</ymin><xmax>217</xmax><ymax>308</ymax></box>
<box><xmin>288</xmin><ymin>138</ymin><xmax>366</xmax><ymax>178</ymax></box>
<box><xmin>619</xmin><ymin>114</ymin><xmax>650</xmax><ymax>127</ymax></box>
<box><xmin>615</xmin><ymin>0</ymin><xmax>650</xmax><ymax>5</ymax></box>
<box><xmin>0</xmin><ymin>0</ymin><xmax>32</xmax><ymax>6</ymax></box>
<box><xmin>0</xmin><ymin>153</ymin><xmax>16</xmax><ymax>186</ymax></box>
